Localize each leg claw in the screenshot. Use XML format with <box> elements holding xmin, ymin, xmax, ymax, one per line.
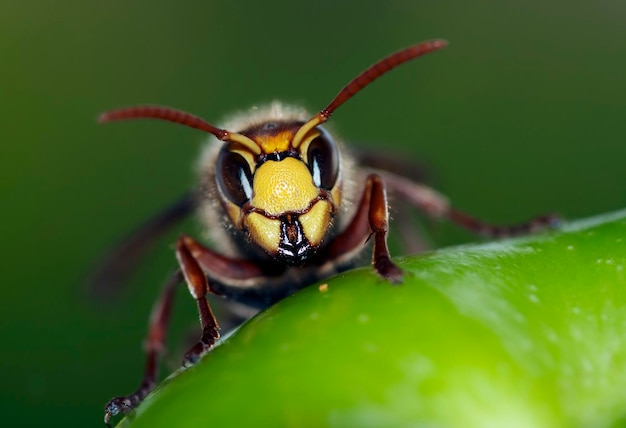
<box><xmin>104</xmin><ymin>397</ymin><xmax>133</xmax><ymax>426</ymax></box>
<box><xmin>375</xmin><ymin>257</ymin><xmax>404</xmax><ymax>285</ymax></box>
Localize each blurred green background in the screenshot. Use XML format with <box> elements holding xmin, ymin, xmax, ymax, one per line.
<box><xmin>1</xmin><ymin>1</ymin><xmax>625</xmax><ymax>427</ymax></box>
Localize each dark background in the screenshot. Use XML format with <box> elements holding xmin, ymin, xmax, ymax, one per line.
<box><xmin>2</xmin><ymin>1</ymin><xmax>625</xmax><ymax>426</ymax></box>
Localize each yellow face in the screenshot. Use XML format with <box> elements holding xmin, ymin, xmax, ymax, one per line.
<box><xmin>215</xmin><ymin>122</ymin><xmax>342</xmax><ymax>264</ymax></box>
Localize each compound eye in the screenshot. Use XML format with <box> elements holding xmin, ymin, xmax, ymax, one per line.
<box><xmin>216</xmin><ymin>149</ymin><xmax>254</xmax><ymax>207</ymax></box>
<box><xmin>306</xmin><ymin>134</ymin><xmax>339</xmax><ymax>190</ymax></box>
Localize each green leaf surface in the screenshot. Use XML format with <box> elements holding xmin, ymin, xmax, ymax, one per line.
<box><xmin>116</xmin><ymin>211</ymin><xmax>626</xmax><ymax>428</ymax></box>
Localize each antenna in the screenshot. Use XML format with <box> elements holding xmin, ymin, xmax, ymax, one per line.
<box><xmin>99</xmin><ymin>105</ymin><xmax>261</xmax><ymax>154</ymax></box>
<box><xmin>292</xmin><ymin>39</ymin><xmax>448</xmax><ymax>147</ymax></box>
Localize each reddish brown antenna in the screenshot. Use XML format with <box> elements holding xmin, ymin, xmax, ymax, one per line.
<box><xmin>292</xmin><ymin>39</ymin><xmax>448</xmax><ymax>148</ymax></box>
<box><xmin>98</xmin><ymin>105</ymin><xmax>261</xmax><ymax>154</ymax></box>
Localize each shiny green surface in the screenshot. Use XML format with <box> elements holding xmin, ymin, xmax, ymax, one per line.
<box><xmin>119</xmin><ymin>212</ymin><xmax>626</xmax><ymax>427</ymax></box>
